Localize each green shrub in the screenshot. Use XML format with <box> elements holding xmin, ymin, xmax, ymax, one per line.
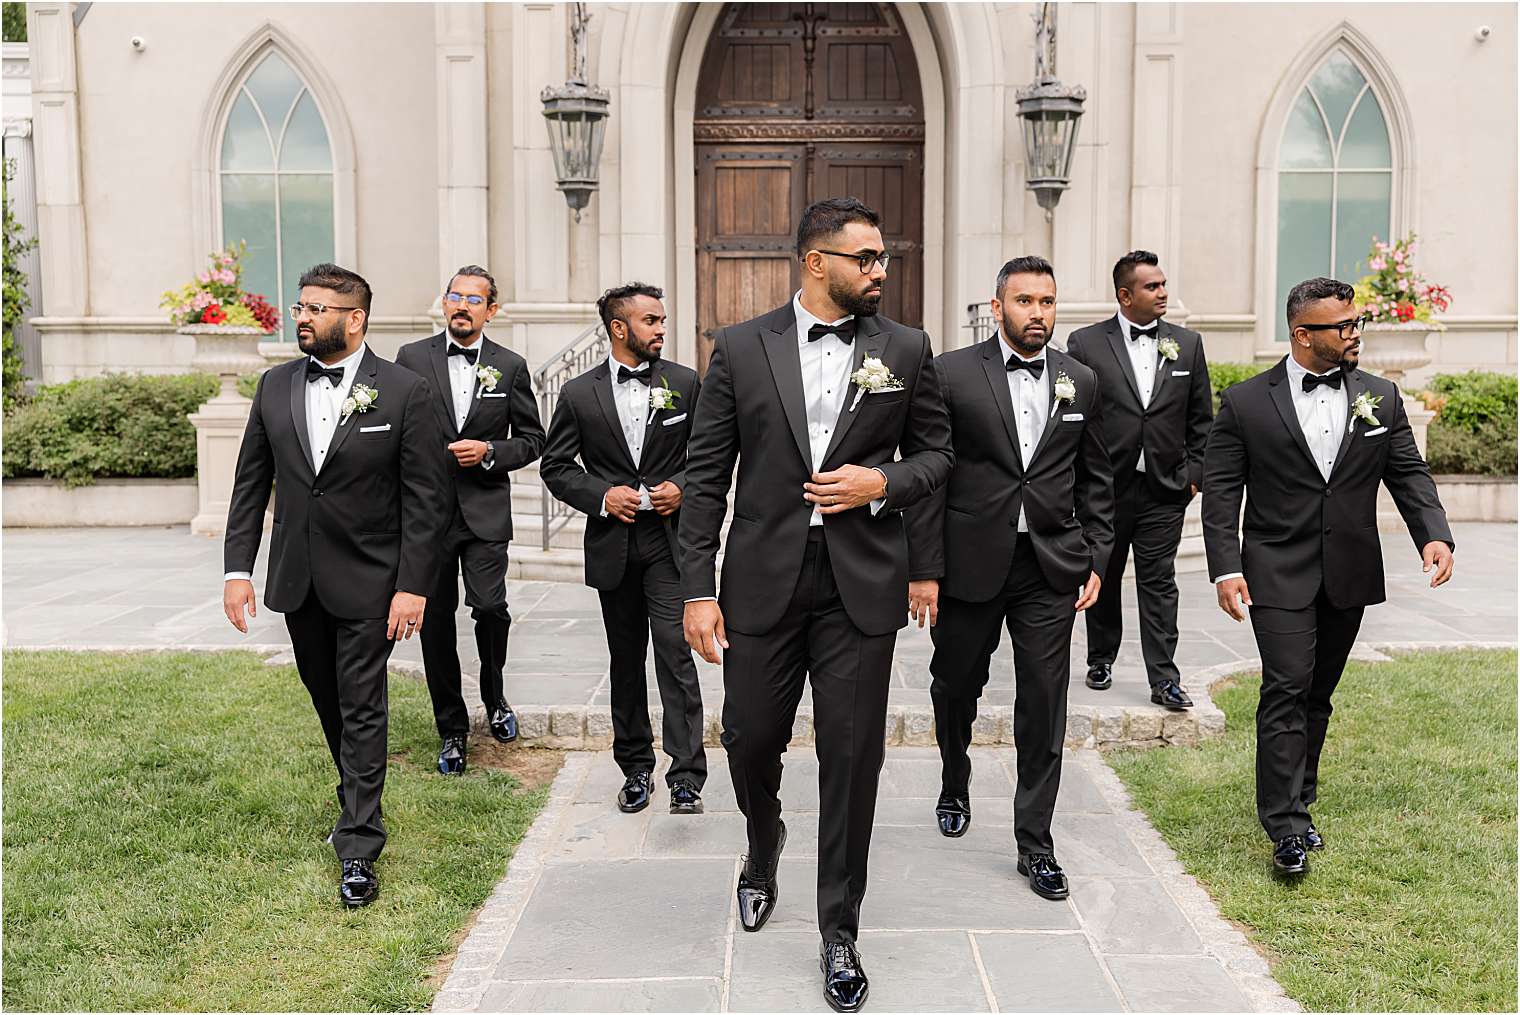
<box><xmin>3</xmin><ymin>158</ymin><xmax>37</xmax><ymax>413</ymax></box>
<box><xmin>1208</xmin><ymin>361</ymin><xmax>1266</xmax><ymax>413</ymax></box>
<box><xmin>3</xmin><ymin>373</ymin><xmax>219</xmax><ymax>487</ymax></box>
<box><xmin>1</xmin><ymin>2</ymin><xmax>25</xmax><ymax>42</ymax></box>
<box><xmin>1426</xmin><ymin>371</ymin><xmax>1518</xmax><ymax>432</ymax></box>
<box><xmin>1423</xmin><ymin>371</ymin><xmax>1518</xmax><ymax>477</ymax></box>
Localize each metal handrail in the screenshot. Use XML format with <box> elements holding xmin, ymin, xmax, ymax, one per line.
<box><xmin>532</xmin><ymin>320</ymin><xmax>611</xmax><ymax>550</ymax></box>
<box><xmin>966</xmin><ymin>302</ymin><xmax>997</xmax><ymax>346</ymax></box>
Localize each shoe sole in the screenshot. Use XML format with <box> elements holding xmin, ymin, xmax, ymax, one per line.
<box><xmin>1150</xmin><ymin>699</ymin><xmax>1193</xmax><ymax>711</ymax></box>
<box><xmin>490</xmin><ymin>730</ymin><xmax>518</xmax><ymax>744</ymax></box>
<box><xmin>1017</xmin><ymin>862</ymin><xmax>1070</xmax><ymax>900</ymax></box>
<box><xmin>1087</xmin><ymin>679</ymin><xmax>1112</xmax><ymax>690</ymax></box>
<box><xmin>340</xmin><ymin>888</ymin><xmax>378</xmax><ymax>908</ymax></box>
<box><xmin>438</xmin><ymin>765</ymin><xmax>466</xmax><ymax>776</ymax></box>
<box><xmin>1273</xmin><ymin>861</ymin><xmax>1309</xmax><ymax>876</ymax></box>
<box><xmin>670</xmin><ymin>802</ymin><xmax>704</xmax><ymax>814</ymax></box>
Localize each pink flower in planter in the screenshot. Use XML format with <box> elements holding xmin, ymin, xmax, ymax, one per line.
<box><xmin>1369</xmin><ymin>256</ymin><xmax>1387</xmax><ymax>272</ymax></box>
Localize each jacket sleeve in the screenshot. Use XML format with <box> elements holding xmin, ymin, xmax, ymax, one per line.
<box><xmin>1186</xmin><ymin>335</ymin><xmax>1214</xmax><ymax>492</ymax></box>
<box><xmin>1075</xmin><ymin>384</ymin><xmax>1116</xmax><ymax>580</ymax></box>
<box><xmin>1381</xmin><ymin>388</ymin><xmax>1454</xmax><ymax>553</ymax></box>
<box><xmin>678</xmin><ymin>331</ymin><xmax>740</xmax><ymax>601</ymax></box>
<box><xmin>1201</xmin><ymin>388</ymin><xmax>1248</xmax><ymax>580</ymax></box>
<box><xmin>904</xmin><ymin>356</ymin><xmax>952</xmax><ymax>581</ymax></box>
<box><xmin>487</xmin><ymin>361</ymin><xmax>547</xmax><ymax>475</ymax></box>
<box><xmin>397</xmin><ymin>376</ymin><xmax>450</xmax><ymax>597</ymax></box>
<box><xmin>877</xmin><ymin>332</ymin><xmax>954</xmax><ymax>513</ymax></box>
<box><xmin>540</xmin><ymin>387</ymin><xmax>616</xmax><ymax>518</ymax></box>
<box><xmin>223</xmin><ymin>370</ymin><xmax>275</xmax><ymax>575</ymax></box>
<box><xmin>666</xmin><ymin>371</ymin><xmax>701</xmax><ymax>494</ymax></box>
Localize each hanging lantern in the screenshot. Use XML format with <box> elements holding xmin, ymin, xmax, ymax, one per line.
<box><xmin>540</xmin><ymin>3</ymin><xmax>610</xmax><ymax>220</ymax></box>
<box><xmin>1015</xmin><ymin>3</ymin><xmax>1087</xmax><ymax>216</ymax></box>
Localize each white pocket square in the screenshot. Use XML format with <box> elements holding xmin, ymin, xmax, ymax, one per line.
<box><xmin>872</xmin><ymin>386</ymin><xmax>907</xmax><ymax>394</ymax></box>
<box><xmin>1061</xmin><ymin>412</ymin><xmax>1084</xmax><ymax>422</ymax></box>
<box><xmin>480</xmin><ymin>392</ymin><xmax>507</xmax><ymax>398</ymax></box>
<box><xmin>359</xmin><ymin>423</ymin><xmax>391</xmax><ymax>433</ymax></box>
<box><xmin>1362</xmin><ymin>426</ymin><xmax>1388</xmax><ymax>437</ymax></box>
<box><xmin>1171</xmin><ymin>370</ymin><xmax>1190</xmax><ymax>376</ymax></box>
<box><xmin>662</xmin><ymin>413</ymin><xmax>688</xmax><ymax>426</ymax></box>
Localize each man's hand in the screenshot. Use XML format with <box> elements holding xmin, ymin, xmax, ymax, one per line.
<box><xmin>908</xmin><ymin>579</ymin><xmax>940</xmax><ymax>628</ymax></box>
<box><xmin>684</xmin><ymin>599</ymin><xmax>728</xmax><ymax>664</ymax></box>
<box><xmin>1075</xmin><ymin>571</ymin><xmax>1101</xmax><ymax>611</ymax></box>
<box><xmin>1421</xmin><ymin>541</ymin><xmax>1454</xmax><ymax>588</ymax></box>
<box><xmin>649</xmin><ymin>481</ymin><xmax>683</xmax><ymax>516</ymax></box>
<box><xmin>804</xmin><ymin>465</ymin><xmax>887</xmax><ymax>515</ymax></box>
<box><xmin>1216</xmin><ymin>577</ymin><xmax>1252</xmax><ymax>622</ymax></box>
<box><xmin>604</xmin><ymin>485</ymin><xmax>642</xmax><ymax>523</ymax></box>
<box><xmin>387</xmin><ymin>591</ymin><xmax>427</xmax><ymax>640</ymax></box>
<box><xmin>224</xmin><ymin>579</ymin><xmax>257</xmax><ymax>633</ymax></box>
<box><xmin>448</xmin><ymin>439</ymin><xmax>490</xmax><ymax>467</ymax></box>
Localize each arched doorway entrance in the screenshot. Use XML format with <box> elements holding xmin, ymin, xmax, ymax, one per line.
<box><xmin>692</xmin><ymin>2</ymin><xmax>926</xmax><ymax>370</ymax></box>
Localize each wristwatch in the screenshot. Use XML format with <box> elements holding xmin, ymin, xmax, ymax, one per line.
<box><xmin>872</xmin><ymin>467</ymin><xmax>889</xmax><ymax>498</ymax></box>
<box><xmin>483</xmin><ymin>441</ymin><xmax>496</xmax><ymax>468</ymax></box>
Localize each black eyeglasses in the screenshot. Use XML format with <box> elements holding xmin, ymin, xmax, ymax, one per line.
<box><xmin>289</xmin><ymin>302</ymin><xmax>361</xmax><ymax>320</ymax></box>
<box><xmin>814</xmin><ymin>249</ymin><xmax>891</xmax><ymax>274</ymax></box>
<box><xmin>1298</xmin><ymin>313</ymin><xmax>1371</xmax><ymax>339</ymax></box>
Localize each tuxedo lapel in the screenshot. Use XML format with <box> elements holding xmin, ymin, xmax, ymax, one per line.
<box><xmin>322</xmin><ymin>347</ymin><xmax>379</xmax><ymax>466</ymax></box>
<box><xmin>1266</xmin><ymin>357</ymin><xmax>1322</xmax><ymax>476</ymax></box>
<box><xmin>979</xmin><ymin>336</ymin><xmax>1025</xmax><ymax>474</ymax></box>
<box><xmin>428</xmin><ymin>334</ymin><xmax>458</xmax><ymax>438</ymax></box>
<box><xmin>591</xmin><ymin>360</ymin><xmax>639</xmax><ymax>472</ymax></box>
<box><xmin>288</xmin><ymin>360</ymin><xmax>316</xmax><ymax>474</ymax></box>
<box><xmin>758</xmin><ymin>306</ymin><xmax>814</xmax><ymax>471</ymax></box>
<box><xmin>1146</xmin><ymin>322</ymin><xmax>1178</xmax><ymax>411</ymax></box>
<box><xmin>822</xmin><ymin>315</ymin><xmax>884</xmax><ymax>464</ymax></box>
<box><xmin>1104</xmin><ymin>317</ymin><xmax>1145</xmax><ymax>407</ymax></box>
<box><xmin>641</xmin><ymin>359</ymin><xmax>664</xmax><ymax>449</ymax></box>
<box><xmin>1028</xmin><ymin>348</ymin><xmax>1068</xmax><ymax>466</ymax></box>
<box><xmin>1327</xmin><ymin>367</ymin><xmax>1365</xmax><ymax>481</ymax></box>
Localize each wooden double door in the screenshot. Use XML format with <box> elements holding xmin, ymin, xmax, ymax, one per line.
<box><xmin>693</xmin><ymin>2</ymin><xmax>925</xmax><ymax>371</ymax></box>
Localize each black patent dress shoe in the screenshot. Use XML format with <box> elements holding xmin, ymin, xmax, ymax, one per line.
<box><xmin>1304</xmin><ymin>823</ymin><xmax>1324</xmax><ymax>851</ymax></box>
<box><xmin>820</xmin><ymin>940</ymin><xmax>869</xmax><ymax>1013</ymax></box>
<box><xmin>935</xmin><ymin>793</ymin><xmax>971</xmax><ymax>837</ymax></box>
<box><xmin>669</xmin><ymin>779</ymin><xmax>704</xmax><ymax>814</ymax></box>
<box><xmin>737</xmin><ymin>820</ymin><xmax>786</xmax><ymax>932</ymax></box>
<box><xmin>1017</xmin><ymin>853</ymin><xmax>1070</xmax><ymax>900</ymax></box>
<box><xmin>339</xmin><ymin>858</ymin><xmax>379</xmax><ymax>908</ymax></box>
<box><xmin>1273</xmin><ymin>834</ymin><xmax>1310</xmax><ymax>875</ymax></box>
<box><xmin>438</xmin><ymin>735</ymin><xmax>468</xmax><ymax>776</ymax></box>
<box><xmin>1150</xmin><ymin>679</ymin><xmax>1194</xmax><ymax>710</ymax></box>
<box><xmin>617</xmin><ymin>770</ymin><xmax>653</xmax><ymax>813</ymax></box>
<box><xmin>489</xmin><ymin>705</ymin><xmax>519</xmax><ymax>744</ymax></box>
<box><xmin>1086</xmin><ymin>662</ymin><xmax>1113</xmax><ymax>690</ymax></box>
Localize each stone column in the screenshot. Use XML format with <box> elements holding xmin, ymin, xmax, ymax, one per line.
<box><xmin>1128</xmin><ymin>3</ymin><xmax>1186</xmax><ymax>313</ymax></box>
<box><xmin>436</xmin><ymin>4</ymin><xmax>490</xmax><ymax>297</ymax></box>
<box><xmin>185</xmin><ymin>327</ymin><xmax>267</xmax><ymax>537</ymax></box>
<box><xmin>26</xmin><ymin>3</ymin><xmax>88</xmax><ymax>317</ymax></box>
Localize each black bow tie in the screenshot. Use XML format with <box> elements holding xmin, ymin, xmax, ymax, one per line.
<box><xmin>306</xmin><ymin>361</ymin><xmax>344</xmax><ymax>386</ymax></box>
<box><xmin>1128</xmin><ymin>324</ymin><xmax>1158</xmax><ymax>342</ymax></box>
<box><xmin>616</xmin><ymin>365</ymin><xmax>650</xmax><ymax>385</ymax></box>
<box><xmin>1006</xmin><ymin>356</ymin><xmax>1045</xmax><ymax>379</ymax></box>
<box><xmin>807</xmin><ymin>321</ymin><xmax>856</xmax><ymax>344</ymax></box>
<box><xmin>447</xmin><ymin>344</ymin><xmax>479</xmax><ymax>364</ymax></box>
<box><xmin>1302</xmin><ymin>370</ymin><xmax>1344</xmax><ymax>392</ymax></box>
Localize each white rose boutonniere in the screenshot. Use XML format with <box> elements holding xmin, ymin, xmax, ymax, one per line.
<box><xmin>1052</xmin><ymin>371</ymin><xmax>1077</xmax><ymax>406</ymax></box>
<box><xmin>647</xmin><ymin>378</ymin><xmax>680</xmax><ymax>423</ymax></box>
<box><xmin>848</xmin><ymin>356</ymin><xmax>905</xmax><ymax>411</ymax></box>
<box><xmin>1349</xmin><ymin>390</ymin><xmax>1383</xmax><ymax>433</ymax></box>
<box><xmin>341</xmin><ymin>383</ymin><xmax>378</xmax><ymax>426</ymax></box>
<box><xmin>1157</xmin><ymin>336</ymin><xmax>1180</xmax><ymax>362</ymax></box>
<box><xmin>475</xmin><ymin>364</ymin><xmax>502</xmax><ymax>393</ymax></box>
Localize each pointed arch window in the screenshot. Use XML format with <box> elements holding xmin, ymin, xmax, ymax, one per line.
<box><xmin>1274</xmin><ymin>50</ymin><xmax>1393</xmax><ymax>340</ymax></box>
<box><xmin>218</xmin><ymin>50</ymin><xmax>335</xmax><ymax>341</ymax></box>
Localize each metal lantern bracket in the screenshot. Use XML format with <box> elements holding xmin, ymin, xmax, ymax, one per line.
<box><xmin>1015</xmin><ymin>3</ymin><xmax>1087</xmax><ymax>220</ymax></box>
<box><xmin>541</xmin><ymin>2</ymin><xmax>610</xmax><ymax>221</ymax></box>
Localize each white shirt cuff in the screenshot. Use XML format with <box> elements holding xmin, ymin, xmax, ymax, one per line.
<box><xmin>684</xmin><ymin>596</ymin><xmax>718</xmax><ymax>603</ymax></box>
<box><xmin>480</xmin><ymin>456</ymin><xmax>494</xmax><ymax>471</ymax></box>
<box><xmin>224</xmin><ymin>572</ymin><xmax>253</xmax><ymax>582</ymax></box>
<box><xmin>1213</xmin><ymin>572</ymin><xmax>1244</xmax><ymax>584</ymax></box>
<box><xmin>599</xmin><ymin>494</ymin><xmax>610</xmax><ymax>518</ymax></box>
<box><xmin>868</xmin><ymin>496</ymin><xmax>886</xmax><ymax>515</ymax></box>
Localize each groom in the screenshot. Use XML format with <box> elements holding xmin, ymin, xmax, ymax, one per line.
<box><xmin>680</xmin><ymin>198</ymin><xmax>953</xmax><ymax>1013</ymax></box>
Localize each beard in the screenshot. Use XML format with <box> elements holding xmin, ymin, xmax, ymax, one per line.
<box><xmin>446</xmin><ymin>313</ymin><xmax>477</xmax><ymax>340</ymax></box>
<box><xmin>298</xmin><ymin>318</ymin><xmax>348</xmax><ymax>359</ymax></box>
<box><xmin>628</xmin><ymin>333</ymin><xmax>663</xmax><ymax>364</ymax></box>
<box><xmin>828</xmin><ymin>276</ymin><xmax>882</xmax><ymax>318</ymax></box>
<box><xmin>1000</xmin><ymin>308</ymin><xmax>1050</xmax><ymax>356</ymax></box>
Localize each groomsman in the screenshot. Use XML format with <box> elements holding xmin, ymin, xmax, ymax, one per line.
<box><xmin>395</xmin><ymin>267</ymin><xmax>545</xmax><ymax>775</ymax></box>
<box><xmin>907</xmin><ymin>255</ymin><xmax>1114</xmax><ymax>901</ymax></box>
<box><xmin>681</xmin><ymin>198</ymin><xmax>953</xmax><ymax>1013</ymax></box>
<box><xmin>223</xmin><ymin>264</ymin><xmax>448</xmax><ymax>907</ymax></box>
<box><xmin>540</xmin><ymin>283</ymin><xmax>708</xmax><ymax>815</ymax></box>
<box><xmin>1067</xmin><ymin>251</ymin><xmax>1213</xmax><ymax>709</ymax></box>
<box><xmin>1203</xmin><ymin>276</ymin><xmax>1453</xmax><ymax>877</ymax></box>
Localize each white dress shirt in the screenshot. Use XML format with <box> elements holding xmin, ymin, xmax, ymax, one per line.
<box><xmin>1117</xmin><ymin>310</ymin><xmax>1160</xmax><ymax>473</ymax></box>
<box><xmin>1001</xmin><ymin>337</ymin><xmax>1050</xmax><ymax>534</ymax></box>
<box><xmin>445</xmin><ymin>337</ymin><xmax>496</xmax><ymax>470</ymax></box>
<box><xmin>599</xmin><ymin>353</ymin><xmax>654</xmax><ymax>515</ymax></box>
<box><xmin>794</xmin><ymin>291</ymin><xmax>858</xmax><ymax>527</ymax></box>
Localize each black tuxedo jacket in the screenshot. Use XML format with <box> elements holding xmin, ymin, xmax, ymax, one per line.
<box><xmin>1202</xmin><ymin>358</ymin><xmax>1453</xmax><ymax>610</ymax></box>
<box><xmin>224</xmin><ymin>348</ymin><xmax>450</xmax><ymax>619</ymax></box>
<box><xmin>678</xmin><ymin>305</ymin><xmax>954</xmax><ymax>637</ymax></box>
<box><xmin>541</xmin><ymin>358</ymin><xmax>701</xmax><ymax>590</ymax></box>
<box><xmin>1066</xmin><ymin>315</ymin><xmax>1213</xmax><ymax>499</ymax></box>
<box><xmin>394</xmin><ymin>333</ymin><xmax>545</xmax><ymax>543</ymax></box>
<box><xmin>907</xmin><ymin>338</ymin><xmax>1116</xmax><ymax>602</ymax></box>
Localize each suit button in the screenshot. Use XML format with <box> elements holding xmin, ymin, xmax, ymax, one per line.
<box><xmin>1323</xmin><ymin>526</ymin><xmax>1331</xmax><ymax>534</ymax></box>
<box><xmin>1324</xmin><ymin>488</ymin><xmax>1332</xmax><ymax>497</ymax></box>
<box><xmin>313</xmin><ymin>488</ymin><xmax>324</xmax><ymax>498</ymax></box>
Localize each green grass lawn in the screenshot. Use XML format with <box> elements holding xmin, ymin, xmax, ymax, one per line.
<box><xmin>2</xmin><ymin>650</ymin><xmax>555</xmax><ymax>1012</ymax></box>
<box><xmin>1110</xmin><ymin>648</ymin><xmax>1518</xmax><ymax>1012</ymax></box>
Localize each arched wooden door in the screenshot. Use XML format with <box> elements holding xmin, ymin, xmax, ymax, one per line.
<box><xmin>693</xmin><ymin>2</ymin><xmax>925</xmax><ymax>371</ymax></box>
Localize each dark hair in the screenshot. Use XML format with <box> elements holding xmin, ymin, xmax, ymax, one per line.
<box><xmin>1285</xmin><ymin>276</ymin><xmax>1355</xmax><ymax>328</ymax></box>
<box><xmin>297</xmin><ymin>263</ymin><xmax>372</xmax><ymax>331</ymax></box>
<box><xmin>1113</xmin><ymin>249</ymin><xmax>1159</xmax><ymax>294</ymax></box>
<box><xmin>995</xmin><ymin>255</ymin><xmax>1055</xmax><ymax>299</ymax></box>
<box><xmin>597</xmin><ymin>282</ymin><xmax>665</xmax><ymax>335</ymax></box>
<box><xmin>448</xmin><ymin>264</ymin><xmax>498</xmax><ymax>306</ymax></box>
<box><xmin>796</xmin><ymin>197</ymin><xmax>881</xmax><ymax>259</ymax></box>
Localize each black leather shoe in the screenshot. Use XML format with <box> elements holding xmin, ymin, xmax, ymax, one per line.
<box><xmin>617</xmin><ymin>770</ymin><xmax>652</xmax><ymax>813</ymax></box>
<box><xmin>1017</xmin><ymin>853</ymin><xmax>1070</xmax><ymax>900</ymax></box>
<box><xmin>737</xmin><ymin>820</ymin><xmax>786</xmax><ymax>932</ymax></box>
<box><xmin>1304</xmin><ymin>824</ymin><xmax>1324</xmax><ymax>851</ymax></box>
<box><xmin>1150</xmin><ymin>679</ymin><xmax>1194</xmax><ymax>710</ymax></box>
<box><xmin>489</xmin><ymin>705</ymin><xmax>519</xmax><ymax>744</ymax></box>
<box><xmin>669</xmin><ymin>780</ymin><xmax>704</xmax><ymax>815</ymax></box>
<box><xmin>437</xmin><ymin>735</ymin><xmax>467</xmax><ymax>776</ymax></box>
<box><xmin>339</xmin><ymin>858</ymin><xmax>379</xmax><ymax>908</ymax></box>
<box><xmin>1086</xmin><ymin>663</ymin><xmax>1113</xmax><ymax>690</ymax></box>
<box><xmin>935</xmin><ymin>793</ymin><xmax>970</xmax><ymax>837</ymax></box>
<box><xmin>1273</xmin><ymin>835</ymin><xmax>1310</xmax><ymax>875</ymax></box>
<box><xmin>820</xmin><ymin>940</ymin><xmax>869</xmax><ymax>1013</ymax></box>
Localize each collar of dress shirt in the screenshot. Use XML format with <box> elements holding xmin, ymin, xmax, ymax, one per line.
<box><xmin>792</xmin><ymin>290</ymin><xmax>854</xmax><ymax>347</ymax></box>
<box><xmin>309</xmin><ymin>342</ymin><xmax>367</xmax><ymax>380</ymax></box>
<box><xmin>999</xmin><ymin>335</ymin><xmax>1048</xmax><ymax>368</ymax></box>
<box><xmin>607</xmin><ymin>352</ymin><xmax>650</xmax><ymax>380</ymax></box>
<box><xmin>1116</xmin><ymin>309</ymin><xmax>1160</xmax><ymax>341</ymax></box>
<box><xmin>1284</xmin><ymin>353</ymin><xmax>1340</xmax><ymax>389</ymax></box>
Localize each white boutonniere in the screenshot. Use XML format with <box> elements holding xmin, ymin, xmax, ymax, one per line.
<box><xmin>340</xmin><ymin>383</ymin><xmax>377</xmax><ymax>426</ymax></box>
<box><xmin>1052</xmin><ymin>371</ymin><xmax>1077</xmax><ymax>406</ymax></box>
<box><xmin>475</xmin><ymin>364</ymin><xmax>501</xmax><ymax>393</ymax></box>
<box><xmin>848</xmin><ymin>356</ymin><xmax>905</xmax><ymax>411</ymax></box>
<box><xmin>646</xmin><ymin>378</ymin><xmax>680</xmax><ymax>423</ymax></box>
<box><xmin>1349</xmin><ymin>391</ymin><xmax>1383</xmax><ymax>433</ymax></box>
<box><xmin>1157</xmin><ymin>336</ymin><xmax>1180</xmax><ymax>362</ymax></box>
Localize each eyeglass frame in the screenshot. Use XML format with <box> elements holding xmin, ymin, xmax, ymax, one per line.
<box><xmin>288</xmin><ymin>302</ymin><xmax>363</xmax><ymax>321</ymax></box>
<box><xmin>444</xmin><ymin>292</ymin><xmax>493</xmax><ymax>306</ymax></box>
<box><xmin>812</xmin><ymin>249</ymin><xmax>892</xmax><ymax>274</ymax></box>
<box><xmin>1296</xmin><ymin>313</ymin><xmax>1371</xmax><ymax>339</ymax></box>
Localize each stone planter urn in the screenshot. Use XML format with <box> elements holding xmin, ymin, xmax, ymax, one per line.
<box><xmin>1358</xmin><ymin>320</ymin><xmax>1438</xmax><ymax>455</ymax></box>
<box><xmin>182</xmin><ymin>324</ymin><xmax>270</xmax><ymax>537</ymax></box>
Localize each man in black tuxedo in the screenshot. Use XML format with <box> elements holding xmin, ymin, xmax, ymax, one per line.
<box><xmin>541</xmin><ymin>283</ymin><xmax>708</xmax><ymax>815</ymax></box>
<box><xmin>1203</xmin><ymin>276</ymin><xmax>1453</xmax><ymax>877</ymax></box>
<box><xmin>1067</xmin><ymin>250</ymin><xmax>1213</xmax><ymax>710</ymax></box>
<box><xmin>906</xmin><ymin>256</ymin><xmax>1114</xmax><ymax>902</ymax></box>
<box><xmin>395</xmin><ymin>266</ymin><xmax>545</xmax><ymax>774</ymax></box>
<box><xmin>680</xmin><ymin>198</ymin><xmax>953</xmax><ymax>1013</ymax></box>
<box><xmin>223</xmin><ymin>263</ymin><xmax>448</xmax><ymax>907</ymax></box>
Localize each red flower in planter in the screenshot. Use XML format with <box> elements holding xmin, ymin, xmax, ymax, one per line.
<box><xmin>201</xmin><ymin>302</ymin><xmax>227</xmax><ymax>325</ymax></box>
<box><xmin>1393</xmin><ymin>302</ymin><xmax>1416</xmax><ymax>322</ymax></box>
<box><xmin>241</xmin><ymin>292</ymin><xmax>279</xmax><ymax>333</ymax></box>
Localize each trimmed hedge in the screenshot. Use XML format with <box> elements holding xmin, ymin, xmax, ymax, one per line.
<box><xmin>1208</xmin><ymin>361</ymin><xmax>1266</xmax><ymax>414</ymax></box>
<box><xmin>3</xmin><ymin>373</ymin><xmax>219</xmax><ymax>487</ymax></box>
<box><xmin>1425</xmin><ymin>371</ymin><xmax>1518</xmax><ymax>477</ymax></box>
